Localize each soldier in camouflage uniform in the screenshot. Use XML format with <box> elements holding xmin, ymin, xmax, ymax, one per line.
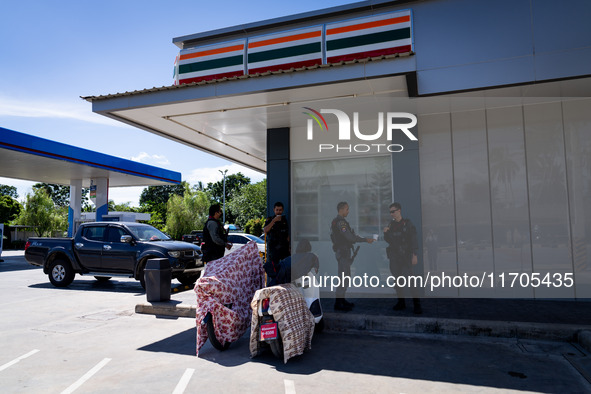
<box><xmin>331</xmin><ymin>201</ymin><xmax>374</xmax><ymax>312</ymax></box>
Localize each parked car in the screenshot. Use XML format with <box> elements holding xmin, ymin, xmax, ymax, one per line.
<box><xmin>25</xmin><ymin>222</ymin><xmax>204</xmax><ymax>288</ymax></box>
<box><xmin>182</xmin><ymin>230</ymin><xmax>203</xmax><ymax>245</ymax></box>
<box><xmin>224</xmin><ymin>224</ymin><xmax>240</xmax><ymax>232</ymax></box>
<box><xmin>225</xmin><ymin>233</ymin><xmax>265</xmax><ymax>259</ymax></box>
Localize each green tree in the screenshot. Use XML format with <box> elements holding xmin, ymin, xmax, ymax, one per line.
<box><xmin>205</xmin><ymin>173</ymin><xmax>250</xmax><ymax>223</ymax></box>
<box><xmin>227</xmin><ymin>179</ymin><xmax>267</xmax><ymax>228</ymax></box>
<box><xmin>192</xmin><ymin>181</ymin><xmax>205</xmax><ymax>192</ymax></box>
<box><xmin>0</xmin><ymin>195</ymin><xmax>22</xmax><ymax>224</ymax></box>
<box><xmin>165</xmin><ymin>190</ymin><xmax>209</xmax><ymax>239</ymax></box>
<box><xmin>139</xmin><ymin>182</ymin><xmax>188</xmax><ymax>226</ymax></box>
<box><xmin>33</xmin><ymin>183</ymin><xmax>91</xmax><ymax>210</ymax></box>
<box><xmin>206</xmin><ymin>173</ymin><xmax>250</xmax><ymax>202</ymax></box>
<box><xmin>108</xmin><ymin>200</ymin><xmax>139</xmax><ymax>212</ymax></box>
<box><xmin>244</xmin><ymin>217</ymin><xmax>265</xmax><ymax>236</ymax></box>
<box><xmin>0</xmin><ymin>184</ymin><xmax>19</xmax><ymax>199</ymax></box>
<box><xmin>16</xmin><ymin>189</ymin><xmax>66</xmax><ymax>236</ymax></box>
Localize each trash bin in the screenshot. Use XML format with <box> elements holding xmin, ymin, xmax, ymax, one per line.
<box><xmin>145</xmin><ymin>258</ymin><xmax>171</xmax><ymax>302</ymax></box>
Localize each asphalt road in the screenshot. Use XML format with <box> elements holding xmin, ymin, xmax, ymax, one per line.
<box><xmin>1</xmin><ymin>252</ymin><xmax>590</xmax><ymax>393</ymax></box>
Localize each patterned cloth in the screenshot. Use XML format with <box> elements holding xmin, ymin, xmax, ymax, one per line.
<box><xmin>195</xmin><ymin>241</ymin><xmax>265</xmax><ymax>355</ymax></box>
<box><xmin>250</xmin><ymin>284</ymin><xmax>315</xmax><ymax>364</ymax></box>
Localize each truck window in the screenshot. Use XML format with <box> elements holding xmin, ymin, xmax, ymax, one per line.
<box><xmin>106</xmin><ymin>227</ymin><xmax>127</xmax><ymax>243</ymax></box>
<box><xmin>126</xmin><ymin>225</ymin><xmax>170</xmax><ymax>241</ymax></box>
<box><xmin>82</xmin><ymin>226</ymin><xmax>106</xmax><ymax>241</ymax></box>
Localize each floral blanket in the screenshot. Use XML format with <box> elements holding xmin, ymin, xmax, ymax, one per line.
<box><xmin>250</xmin><ymin>284</ymin><xmax>315</xmax><ymax>364</ymax></box>
<box><xmin>195</xmin><ymin>241</ymin><xmax>265</xmax><ymax>355</ymax></box>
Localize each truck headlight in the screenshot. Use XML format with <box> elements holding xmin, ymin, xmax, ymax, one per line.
<box><xmin>168</xmin><ymin>251</ymin><xmax>181</xmax><ymax>258</ymax></box>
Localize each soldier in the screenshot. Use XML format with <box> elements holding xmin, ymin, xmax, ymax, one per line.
<box><xmin>383</xmin><ymin>202</ymin><xmax>421</xmax><ymax>314</ymax></box>
<box><xmin>331</xmin><ymin>201</ymin><xmax>374</xmax><ymax>312</ymax></box>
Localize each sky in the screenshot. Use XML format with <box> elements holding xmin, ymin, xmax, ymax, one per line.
<box><xmin>0</xmin><ymin>0</ymin><xmax>355</xmax><ymax>206</ymax></box>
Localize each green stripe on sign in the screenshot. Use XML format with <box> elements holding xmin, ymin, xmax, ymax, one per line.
<box><xmin>248</xmin><ymin>42</ymin><xmax>321</xmax><ymax>64</ymax></box>
<box><xmin>179</xmin><ymin>55</ymin><xmax>244</xmax><ymax>75</ymax></box>
<box><xmin>326</xmin><ymin>27</ymin><xmax>411</xmax><ymax>52</ymax></box>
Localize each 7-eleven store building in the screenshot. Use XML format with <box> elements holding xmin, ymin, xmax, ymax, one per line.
<box><xmin>86</xmin><ymin>0</ymin><xmax>591</xmax><ymax>300</ymax></box>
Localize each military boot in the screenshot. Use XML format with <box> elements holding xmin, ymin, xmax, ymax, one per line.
<box><xmin>393</xmin><ymin>299</ymin><xmax>406</xmax><ymax>311</ymax></box>
<box><xmin>413</xmin><ymin>298</ymin><xmax>422</xmax><ymax>314</ymax></box>
<box><xmin>334</xmin><ymin>299</ymin><xmax>352</xmax><ymax>312</ymax></box>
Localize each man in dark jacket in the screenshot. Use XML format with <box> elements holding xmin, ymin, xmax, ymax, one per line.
<box><xmin>202</xmin><ymin>204</ymin><xmax>232</xmax><ymax>263</ymax></box>
<box><xmin>383</xmin><ymin>202</ymin><xmax>421</xmax><ymax>314</ymax></box>
<box><xmin>263</xmin><ymin>201</ymin><xmax>290</xmax><ymax>285</ymax></box>
<box><xmin>331</xmin><ymin>201</ymin><xmax>374</xmax><ymax>312</ymax></box>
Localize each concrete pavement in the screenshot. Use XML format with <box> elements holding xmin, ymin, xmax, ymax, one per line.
<box><xmin>4</xmin><ymin>250</ymin><xmax>591</xmax><ymax>391</ymax></box>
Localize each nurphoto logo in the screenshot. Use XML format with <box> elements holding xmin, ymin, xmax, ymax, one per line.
<box><xmin>303</xmin><ymin>107</ymin><xmax>417</xmax><ymax>153</ymax></box>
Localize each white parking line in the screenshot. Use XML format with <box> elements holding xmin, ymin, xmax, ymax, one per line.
<box><xmin>172</xmin><ymin>368</ymin><xmax>195</xmax><ymax>394</ymax></box>
<box><xmin>284</xmin><ymin>379</ymin><xmax>296</xmax><ymax>394</ymax></box>
<box><xmin>61</xmin><ymin>358</ymin><xmax>111</xmax><ymax>394</ymax></box>
<box><xmin>0</xmin><ymin>349</ymin><xmax>40</xmax><ymax>372</ymax></box>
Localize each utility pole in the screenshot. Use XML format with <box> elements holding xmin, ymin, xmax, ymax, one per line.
<box><xmin>219</xmin><ymin>169</ymin><xmax>228</xmax><ymax>223</ymax></box>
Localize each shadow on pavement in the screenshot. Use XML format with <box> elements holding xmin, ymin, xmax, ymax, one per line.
<box><xmin>139</xmin><ymin>327</ymin><xmax>198</xmax><ymax>357</ymax></box>
<box><xmin>138</xmin><ymin>327</ymin><xmax>589</xmax><ymax>392</ymax></box>
<box><xmin>28</xmin><ymin>279</ymin><xmax>145</xmax><ymax>295</ymax></box>
<box><xmin>0</xmin><ymin>258</ymin><xmax>41</xmax><ymax>272</ymax></box>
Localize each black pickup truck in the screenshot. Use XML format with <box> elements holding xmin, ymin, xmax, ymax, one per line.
<box><xmin>181</xmin><ymin>230</ymin><xmax>203</xmax><ymax>246</ymax></box>
<box><xmin>25</xmin><ymin>222</ymin><xmax>204</xmax><ymax>288</ymax></box>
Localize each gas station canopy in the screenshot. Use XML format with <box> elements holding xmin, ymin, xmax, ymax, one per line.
<box><xmin>0</xmin><ymin>127</ymin><xmax>181</xmax><ymax>187</ymax></box>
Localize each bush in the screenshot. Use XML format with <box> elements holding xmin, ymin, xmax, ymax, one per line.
<box><xmin>244</xmin><ymin>218</ymin><xmax>265</xmax><ymax>236</ymax></box>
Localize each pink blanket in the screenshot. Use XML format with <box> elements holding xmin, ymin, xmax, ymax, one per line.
<box><xmin>195</xmin><ymin>241</ymin><xmax>265</xmax><ymax>355</ymax></box>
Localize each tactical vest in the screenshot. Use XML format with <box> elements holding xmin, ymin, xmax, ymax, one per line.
<box><xmin>330</xmin><ymin>217</ymin><xmax>350</xmax><ymax>251</ymax></box>
<box><xmin>387</xmin><ymin>219</ymin><xmax>411</xmax><ymax>257</ymax></box>
<box><xmin>202</xmin><ymin>218</ymin><xmax>226</xmax><ymax>262</ymax></box>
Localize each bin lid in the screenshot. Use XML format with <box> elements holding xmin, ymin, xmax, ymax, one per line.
<box><xmin>145</xmin><ymin>258</ymin><xmax>171</xmax><ymax>270</ymax></box>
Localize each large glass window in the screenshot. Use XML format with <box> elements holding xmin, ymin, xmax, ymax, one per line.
<box><xmin>524</xmin><ymin>102</ymin><xmax>573</xmax><ymax>298</ymax></box>
<box><xmin>486</xmin><ymin>106</ymin><xmax>532</xmax><ymax>298</ymax></box>
<box><xmin>292</xmin><ymin>156</ymin><xmax>393</xmax><ymax>296</ymax></box>
<box><xmin>451</xmin><ymin>110</ymin><xmax>495</xmax><ymax>297</ymax></box>
<box><xmin>563</xmin><ymin>99</ymin><xmax>591</xmax><ymax>298</ymax></box>
<box><xmin>418</xmin><ymin>113</ymin><xmax>457</xmax><ymax>297</ymax></box>
<box><xmin>417</xmin><ymin>96</ymin><xmax>589</xmax><ymax>299</ymax></box>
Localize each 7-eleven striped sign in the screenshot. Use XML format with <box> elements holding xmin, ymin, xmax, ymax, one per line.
<box><xmin>325</xmin><ymin>10</ymin><xmax>412</xmax><ymax>64</ymax></box>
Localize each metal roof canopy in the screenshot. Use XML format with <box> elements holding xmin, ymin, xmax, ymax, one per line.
<box><xmin>0</xmin><ymin>127</ymin><xmax>181</xmax><ymax>187</ymax></box>
<box><xmin>84</xmin><ymin>69</ymin><xmax>415</xmax><ymax>173</ymax></box>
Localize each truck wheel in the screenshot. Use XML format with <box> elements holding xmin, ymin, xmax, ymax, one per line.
<box><xmin>48</xmin><ymin>259</ymin><xmax>74</xmax><ymax>287</ymax></box>
<box><xmin>137</xmin><ymin>258</ymin><xmax>152</xmax><ymax>290</ymax></box>
<box><xmin>139</xmin><ymin>264</ymin><xmax>146</xmax><ymax>290</ymax></box>
<box><xmin>205</xmin><ymin>312</ymin><xmax>230</xmax><ymax>351</ymax></box>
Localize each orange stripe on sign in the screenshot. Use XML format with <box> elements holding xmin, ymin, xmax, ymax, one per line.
<box><xmin>180</xmin><ymin>44</ymin><xmax>245</xmax><ymax>61</ymax></box>
<box><xmin>327</xmin><ymin>15</ymin><xmax>410</xmax><ymax>35</ymax></box>
<box><xmin>249</xmin><ymin>31</ymin><xmax>321</xmax><ymax>49</ymax></box>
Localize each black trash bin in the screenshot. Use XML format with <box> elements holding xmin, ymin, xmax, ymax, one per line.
<box><xmin>145</xmin><ymin>258</ymin><xmax>171</xmax><ymax>302</ymax></box>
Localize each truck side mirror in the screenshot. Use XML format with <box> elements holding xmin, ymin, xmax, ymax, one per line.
<box><xmin>120</xmin><ymin>235</ymin><xmax>133</xmax><ymax>244</ymax></box>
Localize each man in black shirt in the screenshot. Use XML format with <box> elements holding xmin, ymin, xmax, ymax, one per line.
<box><xmin>383</xmin><ymin>202</ymin><xmax>421</xmax><ymax>314</ymax></box>
<box><xmin>263</xmin><ymin>201</ymin><xmax>290</xmax><ymax>285</ymax></box>
<box><xmin>202</xmin><ymin>204</ymin><xmax>232</xmax><ymax>263</ymax></box>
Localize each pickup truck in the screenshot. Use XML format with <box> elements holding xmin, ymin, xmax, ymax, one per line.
<box><xmin>25</xmin><ymin>222</ymin><xmax>204</xmax><ymax>288</ymax></box>
<box><xmin>181</xmin><ymin>230</ymin><xmax>203</xmax><ymax>245</ymax></box>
